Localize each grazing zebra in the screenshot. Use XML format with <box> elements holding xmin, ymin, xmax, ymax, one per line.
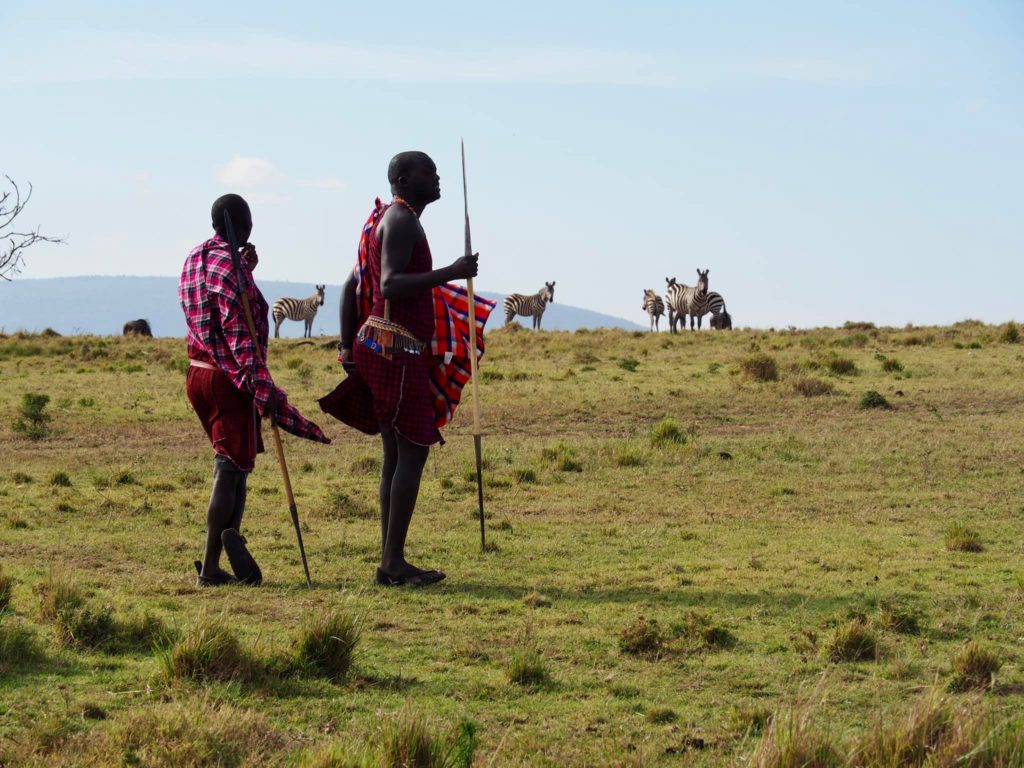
<box><xmin>665</xmin><ymin>269</ymin><xmax>709</xmax><ymax>332</ymax></box>
<box><xmin>273</xmin><ymin>284</ymin><xmax>325</xmax><ymax>338</ymax></box>
<box><xmin>710</xmin><ymin>309</ymin><xmax>732</xmax><ymax>330</ymax></box>
<box><xmin>504</xmin><ymin>281</ymin><xmax>555</xmax><ymax>329</ymax></box>
<box><xmin>642</xmin><ymin>289</ymin><xmax>665</xmax><ymax>332</ymax></box>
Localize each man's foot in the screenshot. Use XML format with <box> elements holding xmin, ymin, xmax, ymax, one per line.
<box><xmin>221</xmin><ymin>529</ymin><xmax>262</xmax><ymax>585</ymax></box>
<box><xmin>375</xmin><ymin>564</ymin><xmax>446</xmax><ymax>587</ymax></box>
<box><xmin>194</xmin><ymin>560</ymin><xmax>238</xmax><ymax>587</ymax></box>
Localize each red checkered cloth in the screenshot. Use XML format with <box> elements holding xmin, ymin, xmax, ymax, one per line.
<box><xmin>179</xmin><ymin>235</ymin><xmax>329</xmax><ymax>444</ymax></box>
<box><xmin>319</xmin><ymin>199</ymin><xmax>495</xmax><ymax>442</ymax></box>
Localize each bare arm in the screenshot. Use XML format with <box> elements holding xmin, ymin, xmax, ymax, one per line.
<box><xmin>339</xmin><ymin>269</ymin><xmax>357</xmax><ymax>346</ymax></box>
<box><xmin>379</xmin><ymin>207</ymin><xmax>477</xmax><ymax>300</ymax></box>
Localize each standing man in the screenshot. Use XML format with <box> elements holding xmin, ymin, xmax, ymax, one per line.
<box><xmin>320</xmin><ymin>152</ymin><xmax>484</xmax><ymax>586</ymax></box>
<box><xmin>180</xmin><ymin>193</ymin><xmax>329</xmax><ymax>587</ymax></box>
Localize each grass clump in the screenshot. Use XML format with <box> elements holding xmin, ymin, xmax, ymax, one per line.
<box><xmin>876</xmin><ymin>597</ymin><xmax>922</xmax><ymax>635</ymax></box>
<box><xmin>824</xmin><ymin>619</ymin><xmax>878</xmax><ymax>663</ymax></box>
<box><xmin>523</xmin><ymin>591</ymin><xmax>551</xmax><ymax>608</ymax></box>
<box><xmin>618</xmin><ymin>357</ymin><xmax>640</xmax><ymax>372</ymax></box>
<box><xmin>948</xmin><ymin>641</ymin><xmax>1001</xmax><ymax>691</ymax></box>
<box><xmin>349</xmin><ymin>455</ymin><xmax>381</xmax><ymax>474</ymax></box>
<box><xmin>327</xmin><ymin>489</ymin><xmax>375</xmax><ymax>520</ymax></box>
<box><xmin>619</xmin><ymin>616</ymin><xmax>664</xmax><ymax>657</ymax></box>
<box><xmin>859</xmin><ymin>390</ymin><xmax>891</xmax><ymax>409</ymax></box>
<box><xmin>650</xmin><ymin>418</ymin><xmax>685</xmax><ymax>447</ymax></box>
<box><xmin>751</xmin><ymin>703</ymin><xmax>840</xmax><ymax>768</ymax></box>
<box><xmin>740</xmin><ymin>353</ymin><xmax>778</xmax><ymax>382</ymax></box>
<box><xmin>0</xmin><ymin>615</ymin><xmax>44</xmax><ymax>675</ymax></box>
<box><xmin>645</xmin><ymin>707</ymin><xmax>677</xmax><ymax>724</ymax></box>
<box><xmin>12</xmin><ymin>471</ymin><xmax>32</xmax><ymax>484</ymax></box>
<box><xmin>826</xmin><ymin>356</ymin><xmax>858</xmax><ymax>376</ymax></box>
<box><xmin>614</xmin><ymin>448</ymin><xmax>645</xmax><ymax>467</ymax></box>
<box><xmin>305</xmin><ymin>712</ymin><xmax>478</xmax><ymax>768</ymax></box>
<box><xmin>158</xmin><ymin>612</ymin><xmax>253</xmax><ymax>683</ymax></box>
<box><xmin>729</xmin><ymin>703</ymin><xmax>772</xmax><ymax>736</ymax></box>
<box><xmin>514</xmin><ymin>467</ymin><xmax>537</xmax><ymax>484</ymax></box>
<box><xmin>1000</xmin><ymin>321</ymin><xmax>1020</xmax><ymax>344</ymax></box>
<box><xmin>12</xmin><ymin>392</ymin><xmax>52</xmax><ymax>440</ymax></box>
<box><xmin>0</xmin><ymin>566</ymin><xmax>13</xmax><ymax>612</ymax></box>
<box><xmin>506</xmin><ymin>633</ymin><xmax>551</xmax><ymax>688</ymax></box>
<box><xmin>295</xmin><ymin>609</ymin><xmax>361</xmax><ymax>682</ymax></box>
<box><xmin>37</xmin><ymin>570</ymin><xmax>115</xmax><ymax>650</ymax></box>
<box><xmin>880</xmin><ymin>356</ymin><xmax>904</xmax><ymax>372</ymax></box>
<box><xmin>49</xmin><ymin>471</ymin><xmax>72</xmax><ymax>487</ymax></box>
<box><xmin>672</xmin><ymin>610</ymin><xmax>738</xmax><ymax>651</ymax></box>
<box><xmin>945</xmin><ymin>522</ymin><xmax>983</xmax><ymax>552</ymax></box>
<box><xmin>792</xmin><ymin>377</ymin><xmax>834</xmax><ymax>397</ymax></box>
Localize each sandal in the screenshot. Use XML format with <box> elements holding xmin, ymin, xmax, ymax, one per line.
<box><xmin>221</xmin><ymin>528</ymin><xmax>263</xmax><ymax>585</ymax></box>
<box><xmin>375</xmin><ymin>566</ymin><xmax>446</xmax><ymax>587</ymax></box>
<box><xmin>194</xmin><ymin>560</ymin><xmax>238</xmax><ymax>587</ymax></box>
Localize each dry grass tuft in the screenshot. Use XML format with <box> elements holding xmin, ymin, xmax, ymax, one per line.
<box><xmin>824</xmin><ymin>619</ymin><xmax>878</xmax><ymax>663</ymax></box>
<box><xmin>295</xmin><ymin>609</ymin><xmax>361</xmax><ymax>682</ymax></box>
<box><xmin>741</xmin><ymin>354</ymin><xmax>779</xmax><ymax>382</ymax></box>
<box><xmin>949</xmin><ymin>641</ymin><xmax>1001</xmax><ymax>692</ymax></box>
<box><xmin>792</xmin><ymin>376</ymin><xmax>835</xmax><ymax>397</ymax></box>
<box><xmin>157</xmin><ymin>612</ymin><xmax>254</xmax><ymax>683</ymax></box>
<box><xmin>620</xmin><ymin>617</ymin><xmax>664</xmax><ymax>656</ymax></box>
<box><xmin>945</xmin><ymin>522</ymin><xmax>983</xmax><ymax>552</ymax></box>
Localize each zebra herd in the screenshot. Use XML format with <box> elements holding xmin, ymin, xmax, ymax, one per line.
<box><xmin>643</xmin><ymin>269</ymin><xmax>732</xmax><ymax>332</ymax></box>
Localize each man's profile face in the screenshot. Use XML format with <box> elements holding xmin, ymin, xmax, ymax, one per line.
<box><xmin>407</xmin><ymin>157</ymin><xmax>441</xmax><ymax>203</ymax></box>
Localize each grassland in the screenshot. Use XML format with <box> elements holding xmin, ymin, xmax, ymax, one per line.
<box><xmin>1</xmin><ymin>320</ymin><xmax>1022</xmax><ymax>766</ymax></box>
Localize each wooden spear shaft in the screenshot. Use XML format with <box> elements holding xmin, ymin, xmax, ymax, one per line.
<box><xmin>461</xmin><ymin>140</ymin><xmax>486</xmax><ymax>551</ymax></box>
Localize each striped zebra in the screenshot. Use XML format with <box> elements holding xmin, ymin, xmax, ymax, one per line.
<box><xmin>504</xmin><ymin>281</ymin><xmax>555</xmax><ymax>329</ymax></box>
<box><xmin>641</xmin><ymin>289</ymin><xmax>665</xmax><ymax>332</ymax></box>
<box><xmin>273</xmin><ymin>284</ymin><xmax>325</xmax><ymax>338</ymax></box>
<box><xmin>665</xmin><ymin>269</ymin><xmax>709</xmax><ymax>332</ymax></box>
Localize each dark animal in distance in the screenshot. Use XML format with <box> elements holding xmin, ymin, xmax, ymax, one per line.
<box><xmin>642</xmin><ymin>289</ymin><xmax>665</xmax><ymax>332</ymax></box>
<box><xmin>504</xmin><ymin>281</ymin><xmax>555</xmax><ymax>329</ymax></box>
<box><xmin>710</xmin><ymin>309</ymin><xmax>733</xmax><ymax>330</ymax></box>
<box><xmin>273</xmin><ymin>285</ymin><xmax>326</xmax><ymax>338</ymax></box>
<box><xmin>122</xmin><ymin>319</ymin><xmax>152</xmax><ymax>336</ymax></box>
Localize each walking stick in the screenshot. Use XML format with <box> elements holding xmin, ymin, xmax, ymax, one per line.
<box><xmin>461</xmin><ymin>140</ymin><xmax>487</xmax><ymax>552</ymax></box>
<box><xmin>223</xmin><ymin>211</ymin><xmax>314</xmax><ymax>590</ymax></box>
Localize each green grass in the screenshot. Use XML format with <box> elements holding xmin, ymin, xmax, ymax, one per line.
<box><xmin>1</xmin><ymin>327</ymin><xmax>1023</xmax><ymax>765</ymax></box>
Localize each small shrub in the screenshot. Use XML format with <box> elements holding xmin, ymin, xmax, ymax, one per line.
<box><xmin>0</xmin><ymin>566</ymin><xmax>14</xmax><ymax>612</ymax></box>
<box><xmin>12</xmin><ymin>393</ymin><xmax>52</xmax><ymax>440</ymax></box>
<box><xmin>618</xmin><ymin>357</ymin><xmax>640</xmax><ymax>372</ymax></box>
<box><xmin>49</xmin><ymin>471</ymin><xmax>72</xmax><ymax>487</ymax></box>
<box><xmin>158</xmin><ymin>613</ymin><xmax>253</xmax><ymax>683</ymax></box>
<box><xmin>880</xmin><ymin>357</ymin><xmax>903</xmax><ymax>373</ymax></box>
<box><xmin>506</xmin><ymin>640</ymin><xmax>551</xmax><ymax>688</ymax></box>
<box><xmin>650</xmin><ymin>418</ymin><xmax>685</xmax><ymax>447</ymax></box>
<box><xmin>826</xmin><ymin>356</ymin><xmax>858</xmax><ymax>376</ymax></box>
<box><xmin>1000</xmin><ymin>322</ymin><xmax>1020</xmax><ymax>344</ymax></box>
<box><xmin>843</xmin><ymin>321</ymin><xmax>876</xmax><ymax>331</ymax></box>
<box><xmin>295</xmin><ymin>609</ymin><xmax>361</xmax><ymax>682</ymax></box>
<box><xmin>740</xmin><ymin>354</ymin><xmax>778</xmax><ymax>382</ymax></box>
<box><xmin>620</xmin><ymin>617</ymin><xmax>663</xmax><ymax>656</ymax></box>
<box><xmin>945</xmin><ymin>522</ymin><xmax>983</xmax><ymax>553</ymax></box>
<box><xmin>707</xmin><ymin>362</ymin><xmax>722</xmax><ymax>374</ymax></box>
<box><xmin>949</xmin><ymin>641</ymin><xmax>1001</xmax><ymax>691</ymax></box>
<box><xmin>645</xmin><ymin>707</ymin><xmax>677</xmax><ymax>724</ymax></box>
<box><xmin>792</xmin><ymin>377</ymin><xmax>834</xmax><ymax>397</ymax></box>
<box><xmin>859</xmin><ymin>390</ymin><xmax>891</xmax><ymax>409</ymax></box>
<box><xmin>824</xmin><ymin>619</ymin><xmax>878</xmax><ymax>663</ymax></box>
<box><xmin>966</xmin><ymin>340</ymin><xmax>983</xmax><ymax>349</ymax></box>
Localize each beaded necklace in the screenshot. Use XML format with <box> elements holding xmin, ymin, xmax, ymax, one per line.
<box><xmin>392</xmin><ymin>196</ymin><xmax>419</xmax><ymax>217</ymax></box>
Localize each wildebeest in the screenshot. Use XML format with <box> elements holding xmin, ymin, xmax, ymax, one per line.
<box><xmin>710</xmin><ymin>310</ymin><xmax>733</xmax><ymax>330</ymax></box>
<box><xmin>123</xmin><ymin>319</ymin><xmax>152</xmax><ymax>336</ymax></box>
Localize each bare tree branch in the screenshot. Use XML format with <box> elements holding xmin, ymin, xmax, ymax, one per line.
<box><xmin>0</xmin><ymin>175</ymin><xmax>67</xmax><ymax>280</ymax></box>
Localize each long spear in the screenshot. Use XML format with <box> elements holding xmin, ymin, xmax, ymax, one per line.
<box><xmin>223</xmin><ymin>210</ymin><xmax>314</xmax><ymax>590</ymax></box>
<box><xmin>461</xmin><ymin>140</ymin><xmax>486</xmax><ymax>552</ymax></box>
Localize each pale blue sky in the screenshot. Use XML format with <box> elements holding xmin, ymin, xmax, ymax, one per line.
<box><xmin>2</xmin><ymin>0</ymin><xmax>1021</xmax><ymax>328</ymax></box>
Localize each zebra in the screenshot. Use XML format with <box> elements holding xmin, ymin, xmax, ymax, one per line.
<box><xmin>641</xmin><ymin>289</ymin><xmax>664</xmax><ymax>332</ymax></box>
<box><xmin>665</xmin><ymin>269</ymin><xmax>709</xmax><ymax>332</ymax></box>
<box><xmin>710</xmin><ymin>309</ymin><xmax>732</xmax><ymax>330</ymax></box>
<box><xmin>273</xmin><ymin>284</ymin><xmax>325</xmax><ymax>338</ymax></box>
<box><xmin>504</xmin><ymin>281</ymin><xmax>555</xmax><ymax>329</ymax></box>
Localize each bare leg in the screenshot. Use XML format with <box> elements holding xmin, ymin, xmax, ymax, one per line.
<box><xmin>201</xmin><ymin>455</ymin><xmax>240</xmax><ymax>579</ymax></box>
<box><xmin>379</xmin><ymin>430</ymin><xmax>398</xmax><ymax>557</ymax></box>
<box><xmin>379</xmin><ymin>430</ymin><xmax>431</xmax><ymax>577</ymax></box>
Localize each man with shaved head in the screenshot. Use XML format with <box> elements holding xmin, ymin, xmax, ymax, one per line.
<box><xmin>321</xmin><ymin>152</ymin><xmax>481</xmax><ymax>586</ymax></box>
<box><xmin>179</xmin><ymin>194</ymin><xmax>329</xmax><ymax>587</ymax></box>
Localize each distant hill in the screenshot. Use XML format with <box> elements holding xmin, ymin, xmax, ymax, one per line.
<box><xmin>0</xmin><ymin>276</ymin><xmax>644</xmax><ymax>337</ymax></box>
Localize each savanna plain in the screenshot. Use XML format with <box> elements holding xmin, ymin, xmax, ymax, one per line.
<box><xmin>1</xmin><ymin>321</ymin><xmax>1023</xmax><ymax>767</ymax></box>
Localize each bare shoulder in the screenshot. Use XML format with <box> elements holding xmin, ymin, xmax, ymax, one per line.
<box><xmin>378</xmin><ymin>204</ymin><xmax>419</xmax><ymax>240</ymax></box>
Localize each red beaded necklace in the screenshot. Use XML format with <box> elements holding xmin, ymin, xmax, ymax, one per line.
<box><xmin>391</xmin><ymin>196</ymin><xmax>419</xmax><ymax>217</ymax></box>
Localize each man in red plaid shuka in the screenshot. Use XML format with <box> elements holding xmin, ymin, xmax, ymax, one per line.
<box><xmin>180</xmin><ymin>194</ymin><xmax>330</xmax><ymax>588</ymax></box>
<box><xmin>320</xmin><ymin>152</ymin><xmax>487</xmax><ymax>587</ymax></box>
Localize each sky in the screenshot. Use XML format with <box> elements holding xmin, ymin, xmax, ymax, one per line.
<box><xmin>1</xmin><ymin>0</ymin><xmax>1021</xmax><ymax>328</ymax></box>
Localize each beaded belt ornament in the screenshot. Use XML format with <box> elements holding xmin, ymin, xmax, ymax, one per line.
<box><xmin>357</xmin><ymin>314</ymin><xmax>425</xmax><ymax>359</ymax></box>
